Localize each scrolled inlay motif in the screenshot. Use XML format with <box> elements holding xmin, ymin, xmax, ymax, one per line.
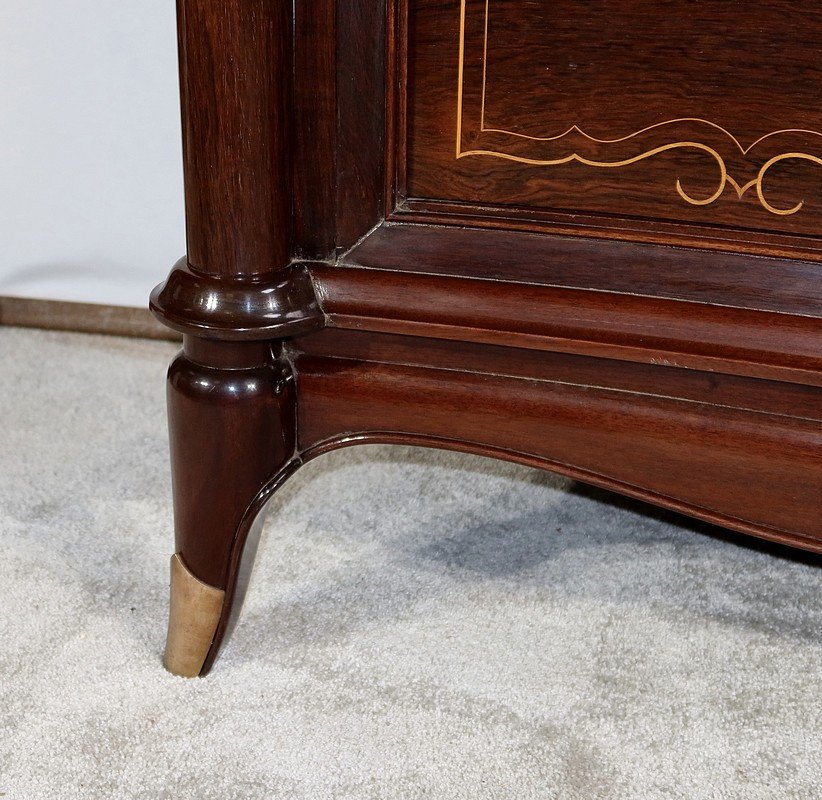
<box><xmin>455</xmin><ymin>0</ymin><xmax>822</xmax><ymax>216</ymax></box>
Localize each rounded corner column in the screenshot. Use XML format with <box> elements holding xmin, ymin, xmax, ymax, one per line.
<box><xmin>152</xmin><ymin>0</ymin><xmax>323</xmax><ymax>674</ymax></box>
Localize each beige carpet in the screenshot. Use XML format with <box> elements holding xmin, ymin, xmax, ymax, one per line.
<box><xmin>1</xmin><ymin>326</ymin><xmax>820</xmax><ymax>799</ymax></box>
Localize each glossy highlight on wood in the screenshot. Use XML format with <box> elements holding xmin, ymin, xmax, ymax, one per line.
<box><xmin>150</xmin><ymin>258</ymin><xmax>323</xmax><ymax>340</ymax></box>
<box><xmin>151</xmin><ymin>0</ymin><xmax>822</xmax><ymax>674</ymax></box>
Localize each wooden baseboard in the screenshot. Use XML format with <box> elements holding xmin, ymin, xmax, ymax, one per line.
<box><xmin>0</xmin><ymin>296</ymin><xmax>180</xmax><ymax>341</ymax></box>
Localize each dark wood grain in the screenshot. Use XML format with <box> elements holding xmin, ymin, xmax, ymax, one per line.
<box><xmin>293</xmin><ymin>0</ymin><xmax>337</xmax><ymax>259</ymax></box>
<box><xmin>481</xmin><ymin>2</ymin><xmax>820</xmax><ymax>146</ymax></box>
<box><xmin>335</xmin><ymin>0</ymin><xmax>388</xmax><ymax>249</ymax></box>
<box><xmin>150</xmin><ymin>0</ymin><xmax>822</xmax><ymax>675</ymax></box>
<box><xmin>294</xmin><ymin>352</ymin><xmax>822</xmax><ymax>551</ymax></box>
<box><xmin>341</xmin><ymin>223</ymin><xmax>822</xmax><ymax>315</ymax></box>
<box><xmin>292</xmin><ymin>329</ymin><xmax>822</xmax><ymax>422</ymax></box>
<box><xmin>154</xmin><ymin>0</ymin><xmax>320</xmax><ymax>675</ymax></box>
<box><xmin>404</xmin><ymin>0</ymin><xmax>822</xmax><ymax>258</ymax></box>
<box><xmin>314</xmin><ymin>227</ymin><xmax>822</xmax><ymax>386</ymax></box>
<box><xmin>176</xmin><ymin>0</ymin><xmax>292</xmax><ymax>278</ymax></box>
<box><xmin>175</xmin><ymin>0</ymin><xmax>293</xmax><ymax>278</ymax></box>
<box><xmin>153</xmin><ymin>1</ymin><xmax>324</xmax><ymax>338</ymax></box>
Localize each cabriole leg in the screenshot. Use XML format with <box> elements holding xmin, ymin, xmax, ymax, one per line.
<box><xmin>150</xmin><ymin>0</ymin><xmax>322</xmax><ymax>675</ymax></box>
<box><xmin>163</xmin><ymin>336</ymin><xmax>297</xmax><ymax>677</ymax></box>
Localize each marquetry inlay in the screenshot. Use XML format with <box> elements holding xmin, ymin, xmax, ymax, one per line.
<box><xmin>455</xmin><ymin>0</ymin><xmax>822</xmax><ymax>216</ymax></box>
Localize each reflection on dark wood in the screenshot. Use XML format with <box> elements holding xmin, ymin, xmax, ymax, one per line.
<box><xmin>149</xmin><ymin>0</ymin><xmax>822</xmax><ymax>674</ymax></box>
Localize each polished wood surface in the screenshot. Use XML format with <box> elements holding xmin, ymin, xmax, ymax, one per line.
<box><xmin>292</xmin><ymin>332</ymin><xmax>822</xmax><ymax>550</ymax></box>
<box><xmin>317</xmin><ymin>224</ymin><xmax>822</xmax><ymax>386</ymax></box>
<box><xmin>341</xmin><ymin>223</ymin><xmax>822</xmax><ymax>316</ymax></box>
<box><xmin>153</xmin><ymin>0</ymin><xmax>324</xmax><ymax>341</ymax></box>
<box><xmin>150</xmin><ymin>0</ymin><xmax>822</xmax><ymax>674</ymax></box>
<box><xmin>166</xmin><ymin>339</ymin><xmax>293</xmax><ymax>589</ymax></box>
<box><xmin>404</xmin><ymin>0</ymin><xmax>822</xmax><ymax>259</ymax></box>
<box><xmin>150</xmin><ymin>258</ymin><xmax>322</xmax><ymax>340</ymax></box>
<box><xmin>293</xmin><ymin>0</ymin><xmax>337</xmax><ymax>260</ymax></box>
<box><xmin>165</xmin><ymin>337</ymin><xmax>300</xmax><ymax>672</ymax></box>
<box><xmin>176</xmin><ymin>0</ymin><xmax>292</xmax><ymax>278</ymax></box>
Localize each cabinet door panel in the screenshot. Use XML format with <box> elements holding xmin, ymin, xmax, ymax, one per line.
<box><xmin>407</xmin><ymin>0</ymin><xmax>822</xmax><ymax>253</ymax></box>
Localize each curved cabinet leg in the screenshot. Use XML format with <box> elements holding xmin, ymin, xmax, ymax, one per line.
<box><xmin>163</xmin><ymin>336</ymin><xmax>297</xmax><ymax>677</ymax></box>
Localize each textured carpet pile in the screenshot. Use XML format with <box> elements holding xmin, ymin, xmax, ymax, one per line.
<box><xmin>0</xmin><ymin>326</ymin><xmax>820</xmax><ymax>799</ymax></box>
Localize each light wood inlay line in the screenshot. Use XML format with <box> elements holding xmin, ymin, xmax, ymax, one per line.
<box><xmin>455</xmin><ymin>0</ymin><xmax>822</xmax><ymax>216</ymax></box>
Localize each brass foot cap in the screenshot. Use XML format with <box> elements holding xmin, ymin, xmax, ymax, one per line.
<box><xmin>163</xmin><ymin>554</ymin><xmax>225</xmax><ymax>677</ymax></box>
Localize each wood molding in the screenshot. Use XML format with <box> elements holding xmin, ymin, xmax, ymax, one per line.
<box><xmin>315</xmin><ymin>265</ymin><xmax>822</xmax><ymax>386</ymax></box>
<box><xmin>312</xmin><ymin>222</ymin><xmax>822</xmax><ymax>386</ymax></box>
<box><xmin>150</xmin><ymin>258</ymin><xmax>324</xmax><ymax>341</ymax></box>
<box><xmin>337</xmin><ymin>222</ymin><xmax>822</xmax><ymax>315</ymax></box>
<box><xmin>0</xmin><ymin>296</ymin><xmax>180</xmax><ymax>341</ymax></box>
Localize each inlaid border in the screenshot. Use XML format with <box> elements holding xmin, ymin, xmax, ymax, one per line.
<box><xmin>455</xmin><ymin>0</ymin><xmax>822</xmax><ymax>216</ymax></box>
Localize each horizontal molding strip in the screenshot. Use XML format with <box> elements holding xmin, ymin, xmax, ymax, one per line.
<box><xmin>311</xmin><ymin>223</ymin><xmax>822</xmax><ymax>387</ymax></box>
<box><xmin>312</xmin><ymin>266</ymin><xmax>822</xmax><ymax>387</ymax></box>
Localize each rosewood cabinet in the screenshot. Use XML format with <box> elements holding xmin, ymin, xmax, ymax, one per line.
<box><xmin>151</xmin><ymin>0</ymin><xmax>822</xmax><ymax>676</ymax></box>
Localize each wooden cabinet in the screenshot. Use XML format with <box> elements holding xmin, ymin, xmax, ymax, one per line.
<box><xmin>151</xmin><ymin>0</ymin><xmax>822</xmax><ymax>676</ymax></box>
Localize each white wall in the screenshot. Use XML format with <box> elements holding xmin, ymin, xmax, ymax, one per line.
<box><xmin>0</xmin><ymin>0</ymin><xmax>185</xmax><ymax>308</ymax></box>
